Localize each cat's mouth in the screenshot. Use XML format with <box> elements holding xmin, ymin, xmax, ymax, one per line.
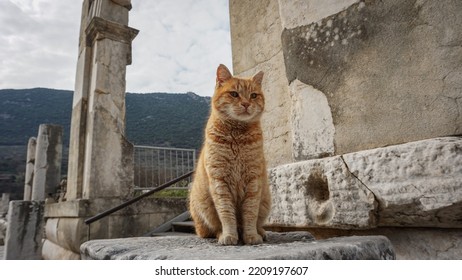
<box><xmin>228</xmin><ymin>107</ymin><xmax>259</xmax><ymax>121</ymax></box>
<box><xmin>234</xmin><ymin>111</ymin><xmax>257</xmax><ymax>122</ymax></box>
<box><xmin>238</xmin><ymin>109</ymin><xmax>252</xmax><ymax>116</ymax></box>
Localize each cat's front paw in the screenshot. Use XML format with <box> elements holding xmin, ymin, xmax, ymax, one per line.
<box><xmin>243</xmin><ymin>233</ymin><xmax>263</xmax><ymax>245</ymax></box>
<box><xmin>218</xmin><ymin>233</ymin><xmax>238</xmax><ymax>246</ymax></box>
<box><xmin>257</xmin><ymin>228</ymin><xmax>267</xmax><ymax>241</ymax></box>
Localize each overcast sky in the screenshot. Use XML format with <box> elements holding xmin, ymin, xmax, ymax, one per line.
<box><xmin>0</xmin><ymin>0</ymin><xmax>232</xmax><ymax>97</ymax></box>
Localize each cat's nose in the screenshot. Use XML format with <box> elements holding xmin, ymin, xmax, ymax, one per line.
<box><xmin>241</xmin><ymin>102</ymin><xmax>250</xmax><ymax>109</ymax></box>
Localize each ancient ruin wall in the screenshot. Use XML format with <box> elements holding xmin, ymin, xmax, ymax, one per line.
<box><xmin>230</xmin><ymin>0</ymin><xmax>462</xmax><ymax>165</ymax></box>
<box><xmin>230</xmin><ymin>0</ymin><xmax>294</xmax><ymax>168</ymax></box>
<box><xmin>229</xmin><ymin>0</ymin><xmax>462</xmax><ymax>259</ymax></box>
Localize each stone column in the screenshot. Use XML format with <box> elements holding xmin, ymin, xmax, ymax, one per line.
<box><xmin>66</xmin><ymin>0</ymin><xmax>95</xmax><ymax>200</ymax></box>
<box><xmin>66</xmin><ymin>0</ymin><xmax>137</xmax><ymax>200</ymax></box>
<box><xmin>42</xmin><ymin>0</ymin><xmax>138</xmax><ymax>259</ymax></box>
<box><xmin>31</xmin><ymin>124</ymin><xmax>63</xmax><ymax>200</ymax></box>
<box><xmin>81</xmin><ymin>16</ymin><xmax>137</xmax><ymax>200</ymax></box>
<box><xmin>23</xmin><ymin>137</ymin><xmax>37</xmax><ymax>201</ymax></box>
<box><xmin>4</xmin><ymin>201</ymin><xmax>45</xmax><ymax>260</ymax></box>
<box><xmin>0</xmin><ymin>193</ymin><xmax>9</xmax><ymax>217</ymax></box>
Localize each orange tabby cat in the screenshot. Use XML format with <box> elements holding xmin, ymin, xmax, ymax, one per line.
<box><xmin>189</xmin><ymin>64</ymin><xmax>271</xmax><ymax>245</ymax></box>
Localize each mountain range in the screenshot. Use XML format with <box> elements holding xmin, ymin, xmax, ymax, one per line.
<box><xmin>0</xmin><ymin>88</ymin><xmax>211</xmax><ymax>150</ymax></box>
<box><xmin>0</xmin><ymin>88</ymin><xmax>211</xmax><ymax>198</ymax></box>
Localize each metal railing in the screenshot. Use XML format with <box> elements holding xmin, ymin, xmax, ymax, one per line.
<box><xmin>134</xmin><ymin>145</ymin><xmax>196</xmax><ymax>190</ymax></box>
<box><xmin>84</xmin><ymin>170</ymin><xmax>194</xmax><ymax>240</ymax></box>
<box><xmin>82</xmin><ymin>145</ymin><xmax>197</xmax><ymax>240</ymax></box>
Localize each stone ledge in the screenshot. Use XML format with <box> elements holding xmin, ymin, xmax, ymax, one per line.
<box><xmin>45</xmin><ymin>199</ymin><xmax>90</xmax><ymax>218</ymax></box>
<box><xmin>343</xmin><ymin>137</ymin><xmax>462</xmax><ymax>228</ymax></box>
<box><xmin>268</xmin><ymin>136</ymin><xmax>462</xmax><ymax>229</ymax></box>
<box><xmin>80</xmin><ymin>232</ymin><xmax>395</xmax><ymax>260</ymax></box>
<box><xmin>268</xmin><ymin>156</ymin><xmax>377</xmax><ymax>229</ymax></box>
<box><xmin>45</xmin><ymin>197</ymin><xmax>187</xmax><ymax>218</ymax></box>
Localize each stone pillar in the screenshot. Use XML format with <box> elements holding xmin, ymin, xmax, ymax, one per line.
<box><xmin>66</xmin><ymin>0</ymin><xmax>137</xmax><ymax>200</ymax></box>
<box><xmin>23</xmin><ymin>137</ymin><xmax>37</xmax><ymax>201</ymax></box>
<box><xmin>4</xmin><ymin>201</ymin><xmax>45</xmax><ymax>260</ymax></box>
<box><xmin>42</xmin><ymin>0</ymin><xmax>138</xmax><ymax>259</ymax></box>
<box><xmin>31</xmin><ymin>124</ymin><xmax>63</xmax><ymax>200</ymax></box>
<box><xmin>0</xmin><ymin>193</ymin><xmax>9</xmax><ymax>217</ymax></box>
<box><xmin>81</xmin><ymin>16</ymin><xmax>137</xmax><ymax>200</ymax></box>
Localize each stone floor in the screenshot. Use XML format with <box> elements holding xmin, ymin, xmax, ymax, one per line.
<box><xmin>81</xmin><ymin>232</ymin><xmax>395</xmax><ymax>260</ymax></box>
<box><xmin>0</xmin><ymin>246</ymin><xmax>4</xmax><ymax>260</ymax></box>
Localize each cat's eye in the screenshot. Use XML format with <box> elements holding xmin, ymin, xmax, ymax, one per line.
<box><xmin>250</xmin><ymin>93</ymin><xmax>258</xmax><ymax>99</ymax></box>
<box><xmin>229</xmin><ymin>91</ymin><xmax>239</xmax><ymax>98</ymax></box>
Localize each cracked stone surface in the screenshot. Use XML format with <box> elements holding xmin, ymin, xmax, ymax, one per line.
<box><xmin>343</xmin><ymin>137</ymin><xmax>462</xmax><ymax>228</ymax></box>
<box><xmin>268</xmin><ymin>137</ymin><xmax>462</xmax><ymax>229</ymax></box>
<box><xmin>80</xmin><ymin>232</ymin><xmax>395</xmax><ymax>260</ymax></box>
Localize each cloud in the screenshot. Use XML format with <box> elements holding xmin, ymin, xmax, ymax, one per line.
<box><xmin>0</xmin><ymin>0</ymin><xmax>232</xmax><ymax>97</ymax></box>
<box><xmin>128</xmin><ymin>0</ymin><xmax>232</xmax><ymax>96</ymax></box>
<box><xmin>0</xmin><ymin>0</ymin><xmax>81</xmax><ymax>91</ymax></box>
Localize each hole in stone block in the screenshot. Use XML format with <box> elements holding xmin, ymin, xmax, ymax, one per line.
<box><xmin>305</xmin><ymin>169</ymin><xmax>330</xmax><ymax>202</ymax></box>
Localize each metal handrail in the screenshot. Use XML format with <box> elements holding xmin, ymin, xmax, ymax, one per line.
<box><xmin>134</xmin><ymin>145</ymin><xmax>197</xmax><ymax>152</ymax></box>
<box><xmin>84</xmin><ymin>170</ymin><xmax>194</xmax><ymax>227</ymax></box>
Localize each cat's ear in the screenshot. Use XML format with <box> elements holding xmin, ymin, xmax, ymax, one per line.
<box><xmin>252</xmin><ymin>71</ymin><xmax>264</xmax><ymax>86</ymax></box>
<box><xmin>216</xmin><ymin>64</ymin><xmax>233</xmax><ymax>86</ymax></box>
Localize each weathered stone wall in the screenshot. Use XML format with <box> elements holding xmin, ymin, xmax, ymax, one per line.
<box><xmin>282</xmin><ymin>0</ymin><xmax>462</xmax><ymax>157</ymax></box>
<box><xmin>230</xmin><ymin>0</ymin><xmax>293</xmax><ymax>168</ymax></box>
<box><xmin>230</xmin><ymin>0</ymin><xmax>462</xmax><ymax>164</ymax></box>
<box><xmin>229</xmin><ymin>0</ymin><xmax>462</xmax><ymax>259</ymax></box>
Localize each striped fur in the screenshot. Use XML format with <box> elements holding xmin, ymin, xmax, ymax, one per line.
<box><xmin>189</xmin><ymin>64</ymin><xmax>271</xmax><ymax>245</ymax></box>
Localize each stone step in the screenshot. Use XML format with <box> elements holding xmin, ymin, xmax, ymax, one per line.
<box><xmin>144</xmin><ymin>211</ymin><xmax>191</xmax><ymax>236</ymax></box>
<box><xmin>171</xmin><ymin>221</ymin><xmax>195</xmax><ymax>233</ymax></box>
<box><xmin>80</xmin><ymin>232</ymin><xmax>395</xmax><ymax>260</ymax></box>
